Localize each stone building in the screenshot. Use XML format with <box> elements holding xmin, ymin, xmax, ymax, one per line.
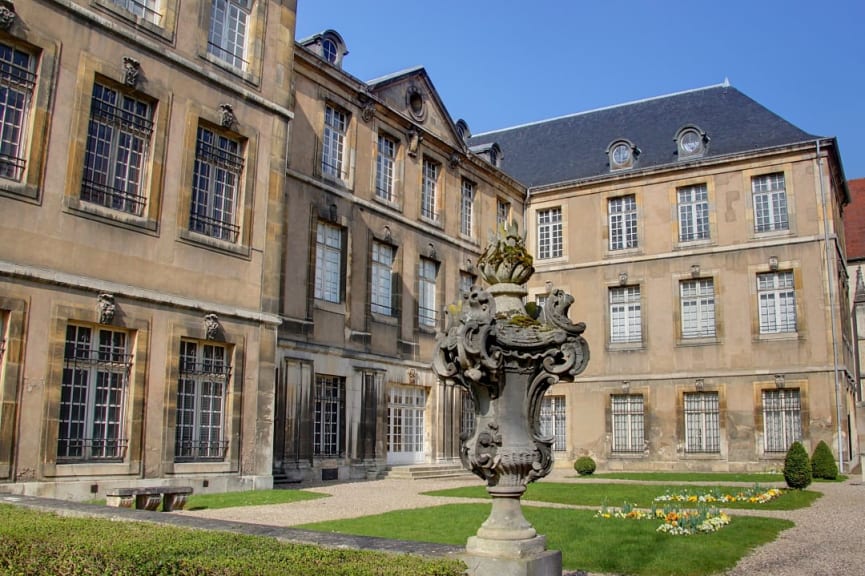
<box><xmin>0</xmin><ymin>0</ymin><xmax>296</xmax><ymax>499</ymax></box>
<box><xmin>843</xmin><ymin>177</ymin><xmax>865</xmax><ymax>471</ymax></box>
<box><xmin>272</xmin><ymin>30</ymin><xmax>525</xmax><ymax>482</ymax></box>
<box><xmin>471</xmin><ymin>83</ymin><xmax>857</xmax><ymax>472</ymax></box>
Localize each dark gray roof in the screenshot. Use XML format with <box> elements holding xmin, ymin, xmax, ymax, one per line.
<box><xmin>468</xmin><ymin>84</ymin><xmax>820</xmax><ymax>188</ymax></box>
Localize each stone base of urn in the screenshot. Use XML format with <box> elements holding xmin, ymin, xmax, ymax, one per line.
<box><xmin>461</xmin><ymin>487</ymin><xmax>563</xmax><ymax>576</ymax></box>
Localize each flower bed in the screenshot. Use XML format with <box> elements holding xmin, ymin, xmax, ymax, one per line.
<box><xmin>653</xmin><ymin>485</ymin><xmax>782</xmax><ymax>505</ymax></box>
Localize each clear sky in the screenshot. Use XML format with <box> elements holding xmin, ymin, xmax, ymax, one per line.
<box><xmin>295</xmin><ymin>0</ymin><xmax>865</xmax><ymax>181</ymax></box>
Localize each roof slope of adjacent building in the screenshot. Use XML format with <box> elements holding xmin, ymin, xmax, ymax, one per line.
<box><xmin>468</xmin><ymin>83</ymin><xmax>820</xmax><ymax>188</ymax></box>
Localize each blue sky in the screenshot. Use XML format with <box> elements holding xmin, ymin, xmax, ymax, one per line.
<box><xmin>296</xmin><ymin>1</ymin><xmax>865</xmax><ymax>181</ymax></box>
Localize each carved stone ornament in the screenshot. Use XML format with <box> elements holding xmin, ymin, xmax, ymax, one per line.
<box><xmin>432</xmin><ymin>220</ymin><xmax>589</xmax><ymax>563</ymax></box>
<box><xmin>97</xmin><ymin>293</ymin><xmax>116</xmax><ymax>325</ymax></box>
<box><xmin>0</xmin><ymin>0</ymin><xmax>16</xmax><ymax>31</ymax></box>
<box><xmin>361</xmin><ymin>100</ymin><xmax>375</xmax><ymax>123</ymax></box>
<box><xmin>122</xmin><ymin>56</ymin><xmax>140</xmax><ymax>88</ymax></box>
<box><xmin>406</xmin><ymin>127</ymin><xmax>422</xmax><ymax>158</ymax></box>
<box><xmin>448</xmin><ymin>152</ymin><xmax>461</xmax><ymax>169</ymax></box>
<box><xmin>219</xmin><ymin>103</ymin><xmax>236</xmax><ymax>129</ymax></box>
<box><xmin>204</xmin><ymin>314</ymin><xmax>220</xmax><ymax>340</ymax></box>
<box><xmin>405</xmin><ymin>85</ymin><xmax>427</xmax><ymax>122</ymax></box>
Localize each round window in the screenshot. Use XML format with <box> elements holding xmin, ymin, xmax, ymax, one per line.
<box><xmin>612</xmin><ymin>143</ymin><xmax>632</xmax><ymax>166</ymax></box>
<box><xmin>680</xmin><ymin>130</ymin><xmax>702</xmax><ymax>155</ymax></box>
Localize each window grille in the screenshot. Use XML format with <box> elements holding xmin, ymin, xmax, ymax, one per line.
<box><xmin>537</xmin><ymin>207</ymin><xmax>562</xmax><ymax>259</ymax></box>
<box><xmin>58</xmin><ymin>325</ymin><xmax>131</xmax><ymax>462</ymax></box>
<box><xmin>371</xmin><ymin>241</ymin><xmax>394</xmax><ymax>315</ymax></box>
<box><xmin>314</xmin><ymin>221</ymin><xmax>343</xmax><ymax>303</ymax></box>
<box><xmin>610</xmin><ymin>286</ymin><xmax>641</xmax><ymax>343</ymax></box>
<box><xmin>758</xmin><ymin>271</ymin><xmax>796</xmax><ymax>333</ymax></box>
<box><xmin>375</xmin><ymin>134</ymin><xmax>395</xmax><ymax>201</ymax></box>
<box><xmin>190</xmin><ymin>126</ymin><xmax>243</xmax><ymax>242</ymax></box>
<box><xmin>681</xmin><ymin>278</ymin><xmax>715</xmax><ymax>338</ymax></box>
<box><xmin>460</xmin><ymin>391</ymin><xmax>476</xmax><ymax>439</ymax></box>
<box><xmin>609</xmin><ymin>195</ymin><xmax>638</xmax><ymax>250</ymax></box>
<box><xmin>314</xmin><ymin>375</ymin><xmax>345</xmax><ymax>456</ymax></box>
<box><xmin>684</xmin><ymin>392</ymin><xmax>720</xmax><ymax>453</ymax></box>
<box><xmin>0</xmin><ymin>43</ymin><xmax>36</xmax><ymax>182</ymax></box>
<box><xmin>677</xmin><ymin>184</ymin><xmax>709</xmax><ymax>242</ymax></box>
<box><xmin>81</xmin><ymin>83</ymin><xmax>152</xmax><ymax>216</ymax></box>
<box><xmin>611</xmin><ymin>394</ymin><xmax>644</xmax><ymax>453</ymax></box>
<box><xmin>175</xmin><ymin>341</ymin><xmax>230</xmax><ymax>461</ymax></box>
<box><xmin>753</xmin><ymin>173</ymin><xmax>788</xmax><ymax>233</ymax></box>
<box><xmin>763</xmin><ymin>388</ymin><xmax>802</xmax><ymax>452</ymax></box>
<box><xmin>207</xmin><ymin>0</ymin><xmax>251</xmax><ymax>70</ymax></box>
<box><xmin>540</xmin><ymin>395</ymin><xmax>567</xmax><ymax>451</ymax></box>
<box><xmin>421</xmin><ymin>159</ymin><xmax>439</xmax><ymax>221</ymax></box>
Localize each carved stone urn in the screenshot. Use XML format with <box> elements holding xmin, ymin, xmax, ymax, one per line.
<box><xmin>432</xmin><ymin>222</ymin><xmax>589</xmax><ymax>574</ymax></box>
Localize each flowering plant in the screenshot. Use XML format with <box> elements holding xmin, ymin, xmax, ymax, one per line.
<box><xmin>653</xmin><ymin>485</ymin><xmax>782</xmax><ymax>505</ymax></box>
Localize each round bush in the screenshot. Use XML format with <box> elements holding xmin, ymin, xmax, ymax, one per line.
<box><xmin>811</xmin><ymin>440</ymin><xmax>838</xmax><ymax>480</ymax></box>
<box><xmin>574</xmin><ymin>456</ymin><xmax>596</xmax><ymax>476</ymax></box>
<box><xmin>783</xmin><ymin>441</ymin><xmax>812</xmax><ymax>489</ymax></box>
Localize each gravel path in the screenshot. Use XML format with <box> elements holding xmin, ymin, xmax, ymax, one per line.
<box><xmin>180</xmin><ymin>471</ymin><xmax>865</xmax><ymax>575</ymax></box>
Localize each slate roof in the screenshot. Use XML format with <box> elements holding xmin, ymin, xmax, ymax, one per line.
<box><xmin>468</xmin><ymin>83</ymin><xmax>821</xmax><ymax>188</ymax></box>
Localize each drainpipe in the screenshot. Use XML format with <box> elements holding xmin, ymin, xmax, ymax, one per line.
<box><xmin>817</xmin><ymin>139</ymin><xmax>845</xmax><ymax>472</ymax></box>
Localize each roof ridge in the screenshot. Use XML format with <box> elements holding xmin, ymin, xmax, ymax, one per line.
<box><xmin>365</xmin><ymin>65</ymin><xmax>426</xmax><ymax>86</ymax></box>
<box><xmin>472</xmin><ymin>81</ymin><xmax>733</xmax><ymax>138</ymax></box>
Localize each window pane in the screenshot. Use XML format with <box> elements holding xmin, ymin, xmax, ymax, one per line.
<box><xmin>175</xmin><ymin>341</ymin><xmax>230</xmax><ymax>461</ymax></box>
<box><xmin>190</xmin><ymin>126</ymin><xmax>243</xmax><ymax>242</ymax></box>
<box><xmin>537</xmin><ymin>207</ymin><xmax>562</xmax><ymax>259</ymax></box>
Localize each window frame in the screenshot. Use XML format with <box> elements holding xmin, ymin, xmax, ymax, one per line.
<box><xmin>314</xmin><ymin>220</ymin><xmax>345</xmax><ymax>304</ymax></box>
<box><xmin>57</xmin><ymin>324</ymin><xmax>132</xmax><ymax>463</ymax></box>
<box><xmin>198</xmin><ymin>0</ymin><xmax>265</xmax><ymax>85</ymax></box>
<box><xmin>460</xmin><ymin>178</ymin><xmax>476</xmax><ymax>238</ymax></box>
<box><xmin>677</xmin><ymin>183</ymin><xmax>710</xmax><ymax>243</ymax></box>
<box><xmin>680</xmin><ymin>278</ymin><xmax>716</xmax><ymax>339</ymax></box>
<box><xmin>608</xmin><ymin>195</ymin><xmax>638</xmax><ymax>251</ymax></box>
<box><xmin>539</xmin><ymin>395</ymin><xmax>567</xmax><ymax>452</ymax></box>
<box><xmin>370</xmin><ymin>240</ymin><xmax>395</xmax><ymax>316</ymax></box>
<box><xmin>418</xmin><ymin>257</ymin><xmax>438</xmax><ymax>329</ymax></box>
<box><xmin>0</xmin><ymin>41</ymin><xmax>36</xmax><ymax>184</ymax></box>
<box><xmin>611</xmin><ymin>394</ymin><xmax>645</xmax><ymax>454</ymax></box>
<box><xmin>94</xmin><ymin>0</ymin><xmax>179</xmax><ymax>41</ymax></box>
<box><xmin>609</xmin><ymin>285</ymin><xmax>642</xmax><ymax>344</ymax></box>
<box><xmin>321</xmin><ymin>103</ymin><xmax>348</xmax><ymax>181</ymax></box>
<box><xmin>174</xmin><ymin>340</ymin><xmax>231</xmax><ymax>462</ymax></box>
<box><xmin>752</xmin><ymin>172</ymin><xmax>789</xmax><ymax>234</ymax></box>
<box><xmin>420</xmin><ymin>157</ymin><xmax>440</xmax><ymax>223</ymax></box>
<box><xmin>536</xmin><ymin>206</ymin><xmax>563</xmax><ymax>260</ymax></box>
<box><xmin>188</xmin><ymin>124</ymin><xmax>245</xmax><ymax>244</ymax></box>
<box><xmin>374</xmin><ymin>132</ymin><xmax>396</xmax><ymax>203</ymax></box>
<box><xmin>757</xmin><ymin>270</ymin><xmax>797</xmax><ymax>334</ymax></box>
<box><xmin>207</xmin><ymin>0</ymin><xmax>251</xmax><ymax>71</ymax></box>
<box><xmin>683</xmin><ymin>391</ymin><xmax>720</xmax><ymax>454</ymax></box>
<box><xmin>762</xmin><ymin>388</ymin><xmax>802</xmax><ymax>453</ymax></box>
<box><xmin>313</xmin><ymin>374</ymin><xmax>346</xmax><ymax>457</ymax></box>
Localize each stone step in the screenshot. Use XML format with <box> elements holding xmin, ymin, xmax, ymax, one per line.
<box><xmin>382</xmin><ymin>464</ymin><xmax>474</xmax><ymax>480</ymax></box>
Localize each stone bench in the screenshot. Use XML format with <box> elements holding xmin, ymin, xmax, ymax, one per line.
<box><xmin>106</xmin><ymin>486</ymin><xmax>193</xmax><ymax>511</ymax></box>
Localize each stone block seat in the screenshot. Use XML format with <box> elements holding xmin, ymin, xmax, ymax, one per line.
<box><xmin>105</xmin><ymin>486</ymin><xmax>193</xmax><ymax>511</ymax></box>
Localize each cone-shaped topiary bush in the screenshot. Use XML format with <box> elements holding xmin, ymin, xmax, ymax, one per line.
<box><xmin>811</xmin><ymin>440</ymin><xmax>838</xmax><ymax>480</ymax></box>
<box><xmin>574</xmin><ymin>456</ymin><xmax>596</xmax><ymax>476</ymax></box>
<box><xmin>783</xmin><ymin>441</ymin><xmax>812</xmax><ymax>489</ymax></box>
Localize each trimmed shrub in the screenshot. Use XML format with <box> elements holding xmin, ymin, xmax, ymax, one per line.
<box><xmin>574</xmin><ymin>456</ymin><xmax>596</xmax><ymax>476</ymax></box>
<box><xmin>783</xmin><ymin>441</ymin><xmax>812</xmax><ymax>489</ymax></box>
<box><xmin>811</xmin><ymin>440</ymin><xmax>838</xmax><ymax>480</ymax></box>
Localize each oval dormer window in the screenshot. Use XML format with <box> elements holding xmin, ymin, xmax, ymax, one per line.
<box><xmin>608</xmin><ymin>140</ymin><xmax>637</xmax><ymax>171</ymax></box>
<box><xmin>676</xmin><ymin>126</ymin><xmax>708</xmax><ymax>159</ymax></box>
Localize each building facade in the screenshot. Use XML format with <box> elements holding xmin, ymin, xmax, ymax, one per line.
<box><xmin>472</xmin><ymin>84</ymin><xmax>857</xmax><ymax>472</ymax></box>
<box><xmin>0</xmin><ymin>0</ymin><xmax>296</xmax><ymax>499</ymax></box>
<box><xmin>273</xmin><ymin>31</ymin><xmax>525</xmax><ymax>482</ymax></box>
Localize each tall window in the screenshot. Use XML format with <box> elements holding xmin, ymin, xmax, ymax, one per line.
<box><xmin>609</xmin><ymin>195</ymin><xmax>638</xmax><ymax>250</ymax></box>
<box><xmin>375</xmin><ymin>134</ymin><xmax>396</xmax><ymax>201</ymax></box>
<box><xmin>459</xmin><ymin>271</ymin><xmax>475</xmax><ymax>296</ymax></box>
<box><xmin>681</xmin><ymin>278</ymin><xmax>715</xmax><ymax>338</ymax></box>
<box><xmin>460</xmin><ymin>391</ymin><xmax>476</xmax><ymax>439</ymax></box>
<box><xmin>58</xmin><ymin>325</ymin><xmax>131</xmax><ymax>461</ymax></box>
<box><xmin>461</xmin><ymin>178</ymin><xmax>475</xmax><ymax>237</ymax></box>
<box><xmin>610</xmin><ymin>285</ymin><xmax>641</xmax><ymax>343</ymax></box>
<box><xmin>371</xmin><ymin>241</ymin><xmax>394</xmax><ymax>315</ymax></box>
<box><xmin>322</xmin><ymin>105</ymin><xmax>347</xmax><ymax>179</ymax></box>
<box><xmin>176</xmin><ymin>341</ymin><xmax>230</xmax><ymax>461</ymax></box>
<box><xmin>0</xmin><ymin>42</ymin><xmax>35</xmax><ymax>182</ymax></box>
<box><xmin>758</xmin><ymin>271</ymin><xmax>796</xmax><ymax>333</ymax></box>
<box><xmin>190</xmin><ymin>125</ymin><xmax>243</xmax><ymax>242</ymax></box>
<box><xmin>497</xmin><ymin>199</ymin><xmax>510</xmax><ymax>228</ymax></box>
<box><xmin>418</xmin><ymin>258</ymin><xmax>437</xmax><ymax>328</ymax></box>
<box><xmin>677</xmin><ymin>184</ymin><xmax>709</xmax><ymax>242</ymax></box>
<box><xmin>537</xmin><ymin>207</ymin><xmax>562</xmax><ymax>259</ymax></box>
<box><xmin>208</xmin><ymin>0</ymin><xmax>250</xmax><ymax>69</ymax></box>
<box><xmin>540</xmin><ymin>395</ymin><xmax>566</xmax><ymax>452</ymax></box>
<box><xmin>314</xmin><ymin>375</ymin><xmax>345</xmax><ymax>456</ymax></box>
<box><xmin>611</xmin><ymin>394</ymin><xmax>644</xmax><ymax>453</ymax></box>
<box><xmin>753</xmin><ymin>173</ymin><xmax>788</xmax><ymax>233</ymax></box>
<box><xmin>684</xmin><ymin>392</ymin><xmax>720</xmax><ymax>453</ymax></box>
<box><xmin>112</xmin><ymin>0</ymin><xmax>162</xmax><ymax>24</ymax></box>
<box><xmin>315</xmin><ymin>221</ymin><xmax>343</xmax><ymax>303</ymax></box>
<box><xmin>81</xmin><ymin>83</ymin><xmax>153</xmax><ymax>216</ymax></box>
<box><xmin>763</xmin><ymin>388</ymin><xmax>802</xmax><ymax>452</ymax></box>
<box><xmin>421</xmin><ymin>158</ymin><xmax>439</xmax><ymax>221</ymax></box>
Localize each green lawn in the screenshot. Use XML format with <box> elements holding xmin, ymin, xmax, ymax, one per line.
<box><xmin>299</xmin><ymin>503</ymin><xmax>794</xmax><ymax>576</ymax></box>
<box><xmin>423</xmin><ymin>482</ymin><xmax>821</xmax><ymax>511</ymax></box>
<box><xmin>184</xmin><ymin>488</ymin><xmax>327</xmax><ymax>510</ymax></box>
<box><xmin>586</xmin><ymin>471</ymin><xmax>785</xmax><ymax>483</ymax></box>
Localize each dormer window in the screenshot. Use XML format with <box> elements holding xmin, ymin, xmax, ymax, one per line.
<box><xmin>455</xmin><ymin>119</ymin><xmax>471</xmax><ymax>144</ymax></box>
<box><xmin>322</xmin><ymin>38</ymin><xmax>338</xmax><ymax>64</ymax></box>
<box><xmin>299</xmin><ymin>30</ymin><xmax>347</xmax><ymax>69</ymax></box>
<box><xmin>676</xmin><ymin>126</ymin><xmax>709</xmax><ymax>159</ymax></box>
<box><xmin>608</xmin><ymin>139</ymin><xmax>638</xmax><ymax>171</ymax></box>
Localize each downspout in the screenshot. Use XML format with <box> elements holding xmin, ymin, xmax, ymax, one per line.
<box><xmin>817</xmin><ymin>139</ymin><xmax>845</xmax><ymax>472</ymax></box>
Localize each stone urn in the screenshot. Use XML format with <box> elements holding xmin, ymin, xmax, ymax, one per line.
<box><xmin>432</xmin><ymin>222</ymin><xmax>590</xmax><ymax>575</ymax></box>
